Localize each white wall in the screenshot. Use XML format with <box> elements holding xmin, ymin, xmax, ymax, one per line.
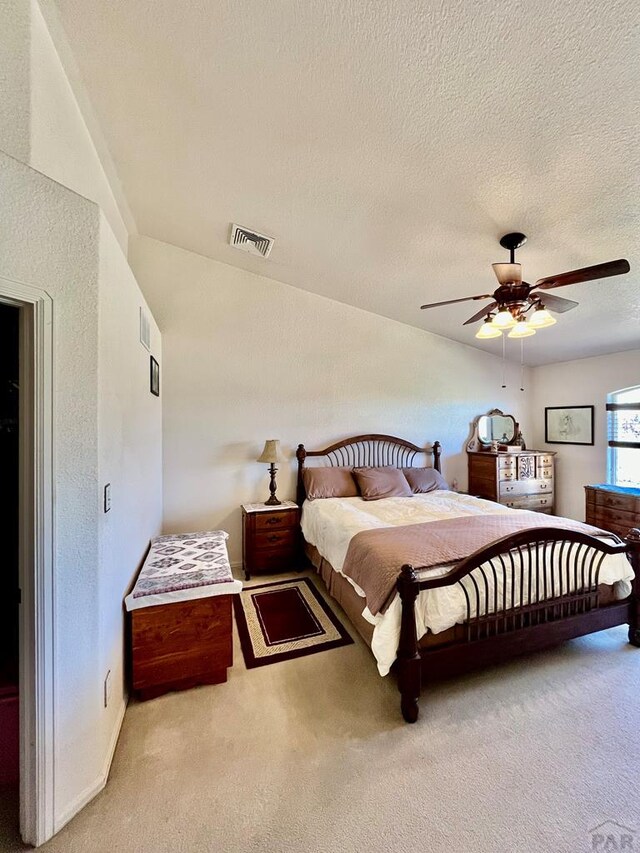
<box><xmin>0</xmin><ymin>0</ymin><xmax>132</xmax><ymax>253</ymax></box>
<box><xmin>531</xmin><ymin>349</ymin><xmax>640</xmax><ymax>521</ymax></box>
<box><xmin>1</xmin><ymin>0</ymin><xmax>162</xmax><ymax>840</ymax></box>
<box><xmin>130</xmin><ymin>235</ymin><xmax>532</xmax><ymax>567</ymax></box>
<box><xmin>0</xmin><ymin>148</ymin><xmax>103</xmax><ymax>828</ymax></box>
<box><xmin>97</xmin><ymin>216</ymin><xmax>162</xmax><ymax>793</ymax></box>
<box><xmin>0</xmin><ymin>0</ymin><xmax>31</xmax><ymax>164</ymax></box>
<box><xmin>0</xmin><ymin>151</ymin><xmax>163</xmax><ymax>842</ymax></box>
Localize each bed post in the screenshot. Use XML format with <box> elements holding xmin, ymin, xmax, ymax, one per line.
<box><xmin>626</xmin><ymin>528</ymin><xmax>640</xmax><ymax>647</ymax></box>
<box><xmin>397</xmin><ymin>564</ymin><xmax>421</xmax><ymax>723</ymax></box>
<box><xmin>432</xmin><ymin>441</ymin><xmax>442</xmax><ymax>473</ymax></box>
<box><xmin>296</xmin><ymin>444</ymin><xmax>307</xmax><ymax>506</ymax></box>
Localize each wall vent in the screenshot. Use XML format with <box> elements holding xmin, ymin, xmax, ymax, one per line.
<box><xmin>229</xmin><ymin>224</ymin><xmax>274</xmax><ymax>258</ymax></box>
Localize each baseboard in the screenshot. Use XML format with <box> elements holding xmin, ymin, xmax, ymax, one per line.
<box><xmin>53</xmin><ymin>696</ymin><xmax>127</xmax><ymax>835</ymax></box>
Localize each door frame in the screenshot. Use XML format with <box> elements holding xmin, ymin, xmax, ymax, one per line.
<box><xmin>0</xmin><ymin>276</ymin><xmax>54</xmax><ymax>846</ymax></box>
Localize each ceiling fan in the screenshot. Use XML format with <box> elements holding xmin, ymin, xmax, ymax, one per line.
<box><xmin>420</xmin><ymin>233</ymin><xmax>630</xmax><ymax>340</ymax></box>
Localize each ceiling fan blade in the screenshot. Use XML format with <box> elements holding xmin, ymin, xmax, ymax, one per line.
<box><xmin>463</xmin><ymin>302</ymin><xmax>498</xmax><ymax>325</ymax></box>
<box><xmin>529</xmin><ymin>292</ymin><xmax>578</xmax><ymax>313</ymax></box>
<box><xmin>420</xmin><ymin>293</ymin><xmax>492</xmax><ymax>310</ymax></box>
<box><xmin>535</xmin><ymin>259</ymin><xmax>630</xmax><ymax>290</ymax></box>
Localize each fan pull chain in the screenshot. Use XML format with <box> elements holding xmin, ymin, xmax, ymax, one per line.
<box><xmin>520</xmin><ymin>339</ymin><xmax>525</xmax><ymax>392</ymax></box>
<box><xmin>501</xmin><ymin>334</ymin><xmax>506</xmax><ymax>389</ymax></box>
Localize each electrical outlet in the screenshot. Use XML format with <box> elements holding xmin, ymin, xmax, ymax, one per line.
<box><xmin>104</xmin><ymin>670</ymin><xmax>111</xmax><ymax>708</ymax></box>
<box><xmin>104</xmin><ymin>483</ymin><xmax>111</xmax><ymax>513</ymax></box>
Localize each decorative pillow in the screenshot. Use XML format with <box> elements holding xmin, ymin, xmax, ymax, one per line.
<box><xmin>303</xmin><ymin>467</ymin><xmax>359</xmax><ymax>500</ymax></box>
<box><xmin>352</xmin><ymin>467</ymin><xmax>413</xmax><ymax>501</ymax></box>
<box><xmin>402</xmin><ymin>467</ymin><xmax>449</xmax><ymax>494</ymax></box>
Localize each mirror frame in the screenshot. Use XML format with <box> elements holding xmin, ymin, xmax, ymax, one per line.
<box><xmin>467</xmin><ymin>408</ymin><xmax>518</xmax><ymax>451</ymax></box>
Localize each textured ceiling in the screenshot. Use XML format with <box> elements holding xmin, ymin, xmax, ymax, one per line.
<box><xmin>52</xmin><ymin>0</ymin><xmax>640</xmax><ymax>365</ymax></box>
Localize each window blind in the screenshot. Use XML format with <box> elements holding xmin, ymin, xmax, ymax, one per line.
<box><xmin>607</xmin><ymin>401</ymin><xmax>640</xmax><ymax>448</ymax></box>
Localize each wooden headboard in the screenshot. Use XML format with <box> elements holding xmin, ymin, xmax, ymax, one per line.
<box><xmin>296</xmin><ymin>434</ymin><xmax>441</xmax><ymax>505</ymax></box>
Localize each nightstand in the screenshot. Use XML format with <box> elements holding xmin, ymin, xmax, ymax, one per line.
<box><xmin>241</xmin><ymin>501</ymin><xmax>301</xmax><ymax>580</ymax></box>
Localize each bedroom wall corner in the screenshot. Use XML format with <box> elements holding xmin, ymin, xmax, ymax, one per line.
<box><xmin>530</xmin><ymin>349</ymin><xmax>640</xmax><ymax>521</ymax></box>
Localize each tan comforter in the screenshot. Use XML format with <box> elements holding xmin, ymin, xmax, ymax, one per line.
<box><xmin>342</xmin><ymin>511</ymin><xmax>615</xmax><ymax>616</ymax></box>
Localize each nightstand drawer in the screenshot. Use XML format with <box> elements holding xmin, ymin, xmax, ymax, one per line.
<box><xmin>250</xmin><ymin>548</ymin><xmax>298</xmax><ymax>573</ymax></box>
<box><xmin>255</xmin><ymin>510</ymin><xmax>298</xmax><ymax>531</ymax></box>
<box><xmin>253</xmin><ymin>528</ymin><xmax>297</xmax><ymax>550</ymax></box>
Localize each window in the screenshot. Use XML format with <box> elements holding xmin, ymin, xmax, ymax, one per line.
<box><xmin>607</xmin><ymin>385</ymin><xmax>640</xmax><ymax>487</ymax></box>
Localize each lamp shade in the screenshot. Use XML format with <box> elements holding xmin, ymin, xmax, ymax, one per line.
<box><xmin>491</xmin><ymin>263</ymin><xmax>522</xmax><ymax>285</ymax></box>
<box><xmin>475</xmin><ymin>317</ymin><xmax>502</xmax><ymax>339</ymax></box>
<box><xmin>529</xmin><ymin>306</ymin><xmax>557</xmax><ymax>328</ymax></box>
<box><xmin>492</xmin><ymin>308</ymin><xmax>517</xmax><ymax>329</ymax></box>
<box><xmin>508</xmin><ymin>318</ymin><xmax>536</xmax><ymax>338</ymax></box>
<box><xmin>257</xmin><ymin>439</ymin><xmax>284</xmax><ymax>464</ymax></box>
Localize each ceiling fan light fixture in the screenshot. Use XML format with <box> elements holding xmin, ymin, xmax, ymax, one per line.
<box><xmin>492</xmin><ymin>307</ymin><xmax>517</xmax><ymax>329</ymax></box>
<box><xmin>475</xmin><ymin>316</ymin><xmax>502</xmax><ymax>339</ymax></box>
<box><xmin>508</xmin><ymin>317</ymin><xmax>536</xmax><ymax>339</ymax></box>
<box><xmin>492</xmin><ymin>263</ymin><xmax>522</xmax><ymax>285</ymax></box>
<box><xmin>529</xmin><ymin>305</ymin><xmax>557</xmax><ymax>328</ymax></box>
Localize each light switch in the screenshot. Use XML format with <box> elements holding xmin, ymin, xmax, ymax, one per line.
<box><xmin>104</xmin><ymin>483</ymin><xmax>111</xmax><ymax>513</ymax></box>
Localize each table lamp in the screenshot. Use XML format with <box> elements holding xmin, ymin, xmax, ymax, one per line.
<box><xmin>257</xmin><ymin>439</ymin><xmax>285</xmax><ymax>505</ymax></box>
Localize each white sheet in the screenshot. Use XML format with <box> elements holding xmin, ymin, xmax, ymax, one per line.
<box><xmin>301</xmin><ymin>492</ymin><xmax>633</xmax><ymax>676</ymax></box>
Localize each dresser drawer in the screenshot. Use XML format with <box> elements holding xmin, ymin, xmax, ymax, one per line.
<box><xmin>500</xmin><ymin>479</ymin><xmax>553</xmax><ymax>498</ymax></box>
<box><xmin>538</xmin><ymin>455</ymin><xmax>554</xmax><ymax>468</ymax></box>
<box><xmin>498</xmin><ymin>456</ymin><xmax>517</xmax><ymax>470</ymax></box>
<box><xmin>593</xmin><ymin>491</ymin><xmax>640</xmax><ymax>512</ymax></box>
<box><xmin>498</xmin><ymin>470</ymin><xmax>516</xmax><ymax>482</ymax></box>
<box><xmin>503</xmin><ymin>494</ymin><xmax>553</xmax><ymax>511</ymax></box>
<box><xmin>592</xmin><ymin>506</ymin><xmax>637</xmax><ymax>530</ymax></box>
<box><xmin>254</xmin><ymin>509</ymin><xmax>299</xmax><ymax>531</ymax></box>
<box><xmin>538</xmin><ymin>466</ymin><xmax>554</xmax><ymax>480</ymax></box>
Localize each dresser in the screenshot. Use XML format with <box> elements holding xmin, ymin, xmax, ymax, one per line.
<box><xmin>468</xmin><ymin>450</ymin><xmax>556</xmax><ymax>513</ymax></box>
<box><xmin>242</xmin><ymin>501</ymin><xmax>301</xmax><ymax>580</ymax></box>
<box><xmin>585</xmin><ymin>484</ymin><xmax>640</xmax><ymax>538</ymax></box>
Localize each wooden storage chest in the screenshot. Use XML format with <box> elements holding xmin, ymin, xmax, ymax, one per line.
<box><xmin>125</xmin><ymin>530</ymin><xmax>241</xmax><ymax>700</ymax></box>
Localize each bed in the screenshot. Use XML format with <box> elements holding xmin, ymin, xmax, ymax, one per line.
<box><xmin>295</xmin><ymin>434</ymin><xmax>640</xmax><ymax>722</ymax></box>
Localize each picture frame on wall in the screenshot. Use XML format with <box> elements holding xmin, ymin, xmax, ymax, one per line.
<box><xmin>545</xmin><ymin>405</ymin><xmax>594</xmax><ymax>445</ymax></box>
<box><xmin>150</xmin><ymin>356</ymin><xmax>160</xmax><ymax>397</ymax></box>
<box><xmin>139</xmin><ymin>307</ymin><xmax>151</xmax><ymax>351</ymax></box>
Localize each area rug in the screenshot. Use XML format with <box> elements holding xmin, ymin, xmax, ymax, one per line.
<box><xmin>233</xmin><ymin>577</ymin><xmax>353</xmax><ymax>668</ymax></box>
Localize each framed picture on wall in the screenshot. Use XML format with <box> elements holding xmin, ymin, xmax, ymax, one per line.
<box><xmin>150</xmin><ymin>356</ymin><xmax>160</xmax><ymax>397</ymax></box>
<box><xmin>545</xmin><ymin>405</ymin><xmax>594</xmax><ymax>445</ymax></box>
<box><xmin>139</xmin><ymin>307</ymin><xmax>151</xmax><ymax>351</ymax></box>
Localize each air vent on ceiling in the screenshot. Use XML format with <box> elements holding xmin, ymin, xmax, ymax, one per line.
<box><xmin>229</xmin><ymin>223</ymin><xmax>274</xmax><ymax>258</ymax></box>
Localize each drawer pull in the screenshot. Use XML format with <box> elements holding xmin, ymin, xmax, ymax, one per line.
<box><xmin>266</xmin><ymin>517</ymin><xmax>279</xmax><ymax>525</ymax></box>
<box><xmin>267</xmin><ymin>534</ymin><xmax>281</xmax><ymax>542</ymax></box>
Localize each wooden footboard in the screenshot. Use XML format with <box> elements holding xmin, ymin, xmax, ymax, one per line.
<box><xmin>397</xmin><ymin>527</ymin><xmax>640</xmax><ymax>723</ymax></box>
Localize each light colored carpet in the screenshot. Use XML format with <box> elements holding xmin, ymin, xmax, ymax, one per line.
<box><xmin>3</xmin><ymin>571</ymin><xmax>640</xmax><ymax>853</ymax></box>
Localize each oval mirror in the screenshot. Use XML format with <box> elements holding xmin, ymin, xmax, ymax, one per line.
<box><xmin>477</xmin><ymin>413</ymin><xmax>516</xmax><ymax>445</ymax></box>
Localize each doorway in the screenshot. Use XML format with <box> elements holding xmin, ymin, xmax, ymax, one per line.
<box><xmin>0</xmin><ymin>303</ymin><xmax>20</xmax><ymax>843</ymax></box>
<box><xmin>0</xmin><ymin>279</ymin><xmax>54</xmax><ymax>847</ymax></box>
